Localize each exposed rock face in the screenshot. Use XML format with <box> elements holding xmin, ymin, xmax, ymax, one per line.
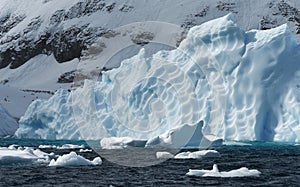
<box><xmin>0</xmin><ymin>0</ymin><xmax>118</xmax><ymax>69</ymax></box>
<box><xmin>0</xmin><ymin>0</ymin><xmax>299</xmax><ymax>71</ymax></box>
<box><xmin>0</xmin><ymin>19</ymin><xmax>108</xmax><ymax>69</ymax></box>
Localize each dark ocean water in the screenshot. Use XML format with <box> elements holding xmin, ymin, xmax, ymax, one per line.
<box><xmin>0</xmin><ymin>139</ymin><xmax>300</xmax><ymax>186</ymax></box>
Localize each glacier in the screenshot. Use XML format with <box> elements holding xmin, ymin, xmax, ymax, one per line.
<box><xmin>15</xmin><ymin>14</ymin><xmax>300</xmax><ymax>142</ymax></box>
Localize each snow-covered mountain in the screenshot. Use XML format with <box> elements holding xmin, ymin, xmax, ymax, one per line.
<box><xmin>15</xmin><ymin>14</ymin><xmax>300</xmax><ymax>142</ymax></box>
<box><xmin>0</xmin><ymin>0</ymin><xmax>300</xmax><ymax>118</ymax></box>
<box><xmin>0</xmin><ymin>1</ymin><xmax>300</xmax><ymax>141</ymax></box>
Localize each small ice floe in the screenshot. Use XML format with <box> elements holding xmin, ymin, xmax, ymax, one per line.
<box><xmin>79</xmin><ymin>149</ymin><xmax>93</xmax><ymax>153</ymax></box>
<box><xmin>156</xmin><ymin>151</ymin><xmax>174</xmax><ymax>159</ymax></box>
<box><xmin>174</xmin><ymin>150</ymin><xmax>220</xmax><ymax>159</ymax></box>
<box><xmin>186</xmin><ymin>164</ymin><xmax>261</xmax><ymax>177</ymax></box>
<box><xmin>39</xmin><ymin>145</ymin><xmax>57</xmax><ymax>149</ymax></box>
<box><xmin>0</xmin><ymin>146</ymin><xmax>55</xmax><ymax>165</ymax></box>
<box><xmin>100</xmin><ymin>137</ymin><xmax>147</xmax><ymax>149</ymax></box>
<box><xmin>56</xmin><ymin>144</ymin><xmax>85</xmax><ymax>150</ymax></box>
<box><xmin>49</xmin><ymin>151</ymin><xmax>102</xmax><ymax>167</ymax></box>
<box><xmin>8</xmin><ymin>144</ymin><xmax>19</xmax><ymax>149</ymax></box>
<box><xmin>39</xmin><ymin>144</ymin><xmax>85</xmax><ymax>149</ymax></box>
<box><xmin>146</xmin><ymin>121</ymin><xmax>223</xmax><ymax>148</ymax></box>
<box><xmin>223</xmin><ymin>141</ymin><xmax>252</xmax><ymax>146</ymax></box>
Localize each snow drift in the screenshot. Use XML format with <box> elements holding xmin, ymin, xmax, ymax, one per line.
<box><xmin>16</xmin><ymin>14</ymin><xmax>300</xmax><ymax>143</ymax></box>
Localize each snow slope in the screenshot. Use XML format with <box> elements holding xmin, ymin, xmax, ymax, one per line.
<box><xmin>15</xmin><ymin>14</ymin><xmax>300</xmax><ymax>142</ymax></box>
<box><xmin>0</xmin><ymin>104</ymin><xmax>18</xmax><ymax>137</ymax></box>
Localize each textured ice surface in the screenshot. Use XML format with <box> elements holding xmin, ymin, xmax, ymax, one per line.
<box><xmin>49</xmin><ymin>151</ymin><xmax>102</xmax><ymax>167</ymax></box>
<box><xmin>0</xmin><ymin>105</ymin><xmax>18</xmax><ymax>137</ymax></box>
<box><xmin>186</xmin><ymin>164</ymin><xmax>261</xmax><ymax>177</ymax></box>
<box><xmin>16</xmin><ymin>14</ymin><xmax>300</xmax><ymax>142</ymax></box>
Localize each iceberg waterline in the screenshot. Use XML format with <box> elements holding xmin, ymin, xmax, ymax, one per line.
<box><xmin>15</xmin><ymin>14</ymin><xmax>300</xmax><ymax>142</ymax></box>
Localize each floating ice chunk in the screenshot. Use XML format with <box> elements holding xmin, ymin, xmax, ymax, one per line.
<box><xmin>201</xmin><ymin>134</ymin><xmax>223</xmax><ymax>148</ymax></box>
<box><xmin>146</xmin><ymin>121</ymin><xmax>222</xmax><ymax>148</ymax></box>
<box><xmin>174</xmin><ymin>150</ymin><xmax>220</xmax><ymax>159</ymax></box>
<box><xmin>48</xmin><ymin>151</ymin><xmax>102</xmax><ymax>166</ymax></box>
<box><xmin>38</xmin><ymin>145</ymin><xmax>57</xmax><ymax>149</ymax></box>
<box><xmin>223</xmin><ymin>141</ymin><xmax>252</xmax><ymax>146</ymax></box>
<box><xmin>8</xmin><ymin>144</ymin><xmax>19</xmax><ymax>150</ymax></box>
<box><xmin>79</xmin><ymin>149</ymin><xmax>93</xmax><ymax>153</ymax></box>
<box><xmin>0</xmin><ymin>146</ymin><xmax>54</xmax><ymax>165</ymax></box>
<box><xmin>39</xmin><ymin>144</ymin><xmax>85</xmax><ymax>149</ymax></box>
<box><xmin>156</xmin><ymin>151</ymin><xmax>174</xmax><ymax>159</ymax></box>
<box><xmin>100</xmin><ymin>137</ymin><xmax>147</xmax><ymax>149</ymax></box>
<box><xmin>56</xmin><ymin>144</ymin><xmax>85</xmax><ymax>150</ymax></box>
<box><xmin>186</xmin><ymin>164</ymin><xmax>261</xmax><ymax>177</ymax></box>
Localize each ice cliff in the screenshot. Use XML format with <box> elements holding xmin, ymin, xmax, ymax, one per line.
<box><xmin>16</xmin><ymin>14</ymin><xmax>300</xmax><ymax>142</ymax></box>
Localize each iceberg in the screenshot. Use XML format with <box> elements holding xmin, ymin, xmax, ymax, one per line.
<box><xmin>0</xmin><ymin>105</ymin><xmax>18</xmax><ymax>137</ymax></box>
<box><xmin>186</xmin><ymin>164</ymin><xmax>261</xmax><ymax>177</ymax></box>
<box><xmin>48</xmin><ymin>151</ymin><xmax>102</xmax><ymax>167</ymax></box>
<box><xmin>15</xmin><ymin>14</ymin><xmax>300</xmax><ymax>143</ymax></box>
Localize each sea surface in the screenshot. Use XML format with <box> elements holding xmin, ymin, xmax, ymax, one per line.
<box><xmin>0</xmin><ymin>139</ymin><xmax>300</xmax><ymax>186</ymax></box>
